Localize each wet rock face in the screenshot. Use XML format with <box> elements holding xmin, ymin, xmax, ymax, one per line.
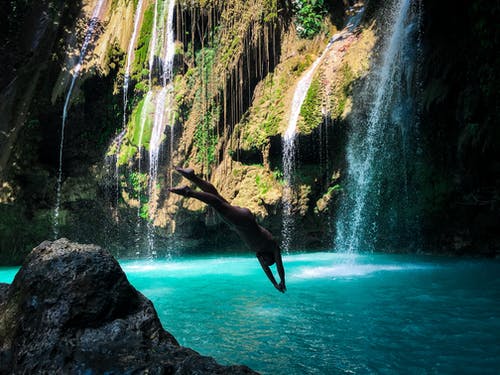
<box><xmin>0</xmin><ymin>239</ymin><xmax>258</xmax><ymax>374</ymax></box>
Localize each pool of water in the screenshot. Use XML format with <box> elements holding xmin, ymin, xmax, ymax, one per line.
<box><xmin>1</xmin><ymin>252</ymin><xmax>499</xmax><ymax>374</ymax></box>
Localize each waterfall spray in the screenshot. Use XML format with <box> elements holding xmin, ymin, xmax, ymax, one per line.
<box><xmin>53</xmin><ymin>0</ymin><xmax>106</xmax><ymax>239</ymax></box>
<box><xmin>335</xmin><ymin>0</ymin><xmax>423</xmax><ymax>253</ymax></box>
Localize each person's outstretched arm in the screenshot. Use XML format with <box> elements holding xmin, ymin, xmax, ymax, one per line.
<box><xmin>257</xmin><ymin>254</ymin><xmax>283</xmax><ymax>293</ymax></box>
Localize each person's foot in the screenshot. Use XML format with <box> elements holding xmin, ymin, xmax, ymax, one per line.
<box><xmin>174</xmin><ymin>166</ymin><xmax>195</xmax><ymax>179</ymax></box>
<box><xmin>168</xmin><ymin>185</ymin><xmax>192</xmax><ymax>197</ymax></box>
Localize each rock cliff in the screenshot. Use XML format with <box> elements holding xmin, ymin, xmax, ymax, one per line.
<box><xmin>0</xmin><ymin>238</ymin><xmax>257</xmax><ymax>374</ymax></box>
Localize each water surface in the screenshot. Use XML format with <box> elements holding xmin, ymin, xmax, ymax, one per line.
<box><xmin>1</xmin><ymin>252</ymin><xmax>499</xmax><ymax>374</ymax></box>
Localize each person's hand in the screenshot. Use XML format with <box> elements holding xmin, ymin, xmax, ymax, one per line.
<box><xmin>275</xmin><ymin>281</ymin><xmax>286</xmax><ymax>293</ymax></box>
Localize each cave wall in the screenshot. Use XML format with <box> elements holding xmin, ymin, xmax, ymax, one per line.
<box><xmin>417</xmin><ymin>0</ymin><xmax>500</xmax><ymax>255</ymax></box>
<box><xmin>0</xmin><ymin>0</ymin><xmax>498</xmax><ymax>263</ymax></box>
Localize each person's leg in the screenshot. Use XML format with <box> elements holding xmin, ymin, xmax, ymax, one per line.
<box><xmin>169</xmin><ymin>185</ymin><xmax>222</xmax><ymax>207</ymax></box>
<box><xmin>170</xmin><ymin>185</ymin><xmax>254</xmax><ymax>227</ymax></box>
<box><xmin>174</xmin><ymin>167</ymin><xmax>228</xmax><ymax>203</ymax></box>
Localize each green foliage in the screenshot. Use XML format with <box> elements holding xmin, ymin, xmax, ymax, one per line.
<box><xmin>127</xmin><ymin>172</ymin><xmax>150</xmax><ymax>220</ymax></box>
<box><xmin>242</xmin><ymin>74</ymin><xmax>286</xmax><ymax>148</ymax></box>
<box><xmin>140</xmin><ymin>203</ymin><xmax>150</xmax><ymax>220</ymax></box>
<box><xmin>131</xmin><ymin>95</ymin><xmax>153</xmax><ymax>148</ymax></box>
<box><xmin>132</xmin><ymin>3</ymin><xmax>155</xmax><ymax>81</ymax></box>
<box><xmin>263</xmin><ymin>0</ymin><xmax>279</xmax><ymax>22</ymax></box>
<box><xmin>118</xmin><ymin>142</ymin><xmax>137</xmax><ymax>166</ymax></box>
<box><xmin>273</xmin><ymin>169</ymin><xmax>284</xmax><ymax>184</ymax></box>
<box><xmin>134</xmin><ymin>80</ymin><xmax>148</xmax><ymax>93</ymax></box>
<box><xmin>107</xmin><ymin>43</ymin><xmax>125</xmax><ymax>71</ymax></box>
<box><xmin>294</xmin><ymin>0</ymin><xmax>327</xmax><ymax>39</ymax></box>
<box><xmin>192</xmin><ymin>47</ymin><xmax>219</xmax><ymax>173</ymax></box>
<box><xmin>117</xmin><ymin>94</ymin><xmax>153</xmax><ymax>166</ymax></box>
<box><xmin>194</xmin><ymin>104</ymin><xmax>219</xmax><ymax>172</ymax></box>
<box><xmin>195</xmin><ymin>47</ymin><xmax>216</xmax><ymax>80</ymax></box>
<box><xmin>299</xmin><ymin>76</ymin><xmax>323</xmax><ymax>133</ymax></box>
<box><xmin>255</xmin><ymin>174</ymin><xmax>270</xmax><ymax>195</ymax></box>
<box><xmin>129</xmin><ymin>171</ymin><xmax>148</xmax><ymax>197</ymax></box>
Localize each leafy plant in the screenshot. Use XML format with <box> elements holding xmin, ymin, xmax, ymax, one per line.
<box><xmin>294</xmin><ymin>0</ymin><xmax>327</xmax><ymax>39</ymax></box>
<box><xmin>129</xmin><ymin>172</ymin><xmax>148</xmax><ymax>198</ymax></box>
<box><xmin>255</xmin><ymin>174</ymin><xmax>270</xmax><ymax>195</ymax></box>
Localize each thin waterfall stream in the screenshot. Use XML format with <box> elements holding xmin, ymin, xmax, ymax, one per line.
<box><xmin>281</xmin><ymin>5</ymin><xmax>365</xmax><ymax>251</ymax></box>
<box><xmin>104</xmin><ymin>0</ymin><xmax>146</xmax><ymax>220</ymax></box>
<box><xmin>146</xmin><ymin>0</ymin><xmax>176</xmax><ymax>254</ymax></box>
<box><xmin>53</xmin><ymin>0</ymin><xmax>106</xmax><ymax>238</ymax></box>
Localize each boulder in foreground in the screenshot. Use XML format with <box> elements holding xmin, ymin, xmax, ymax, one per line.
<box><xmin>0</xmin><ymin>238</ymin><xmax>258</xmax><ymax>374</ymax></box>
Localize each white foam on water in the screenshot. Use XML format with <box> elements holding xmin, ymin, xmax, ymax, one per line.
<box><xmin>283</xmin><ymin>252</ymin><xmax>358</xmax><ymax>263</ymax></box>
<box><xmin>292</xmin><ymin>263</ymin><xmax>434</xmax><ymax>280</ymax></box>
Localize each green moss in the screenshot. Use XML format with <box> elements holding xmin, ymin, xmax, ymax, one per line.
<box><xmin>241</xmin><ymin>73</ymin><xmax>286</xmax><ymax>149</ymax></box>
<box><xmin>190</xmin><ymin>47</ymin><xmax>220</xmax><ymax>173</ymax></box>
<box><xmin>139</xmin><ymin>203</ymin><xmax>150</xmax><ymax>220</ymax></box>
<box><xmin>129</xmin><ymin>171</ymin><xmax>148</xmax><ymax>199</ymax></box>
<box><xmin>118</xmin><ymin>141</ymin><xmax>137</xmax><ymax>166</ymax></box>
<box><xmin>132</xmin><ymin>3</ymin><xmax>155</xmax><ymax>81</ymax></box>
<box><xmin>298</xmin><ymin>76</ymin><xmax>322</xmax><ymax>134</ymax></box>
<box><xmin>116</xmin><ymin>94</ymin><xmax>153</xmax><ymax>166</ymax></box>
<box><xmin>130</xmin><ymin>95</ymin><xmax>154</xmax><ymax>149</ymax></box>
<box><xmin>292</xmin><ymin>55</ymin><xmax>314</xmax><ymax>76</ymax></box>
<box><xmin>255</xmin><ymin>174</ymin><xmax>270</xmax><ymax>195</ymax></box>
<box><xmin>331</xmin><ymin>63</ymin><xmax>355</xmax><ymax>119</ymax></box>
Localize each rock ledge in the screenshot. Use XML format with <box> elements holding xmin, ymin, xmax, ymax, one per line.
<box><xmin>0</xmin><ymin>238</ymin><xmax>257</xmax><ymax>374</ymax></box>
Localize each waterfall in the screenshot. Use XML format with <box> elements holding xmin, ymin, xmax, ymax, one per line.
<box><xmin>281</xmin><ymin>6</ymin><xmax>365</xmax><ymax>252</ymax></box>
<box><xmin>161</xmin><ymin>0</ymin><xmax>176</xmax><ymax>86</ymax></box>
<box><xmin>103</xmin><ymin>0</ymin><xmax>146</xmax><ymax>226</ymax></box>
<box><xmin>335</xmin><ymin>0</ymin><xmax>422</xmax><ymax>253</ymax></box>
<box><xmin>137</xmin><ymin>91</ymin><xmax>153</xmax><ymax>213</ymax></box>
<box><xmin>146</xmin><ymin>0</ymin><xmax>176</xmax><ymax>254</ymax></box>
<box><xmin>53</xmin><ymin>0</ymin><xmax>106</xmax><ymax>239</ymax></box>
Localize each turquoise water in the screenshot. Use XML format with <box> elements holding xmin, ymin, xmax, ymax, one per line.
<box><xmin>1</xmin><ymin>252</ymin><xmax>499</xmax><ymax>374</ymax></box>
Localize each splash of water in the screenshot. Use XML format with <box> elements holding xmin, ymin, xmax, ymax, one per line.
<box><xmin>335</xmin><ymin>0</ymin><xmax>423</xmax><ymax>253</ymax></box>
<box><xmin>53</xmin><ymin>0</ymin><xmax>106</xmax><ymax>239</ymax></box>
